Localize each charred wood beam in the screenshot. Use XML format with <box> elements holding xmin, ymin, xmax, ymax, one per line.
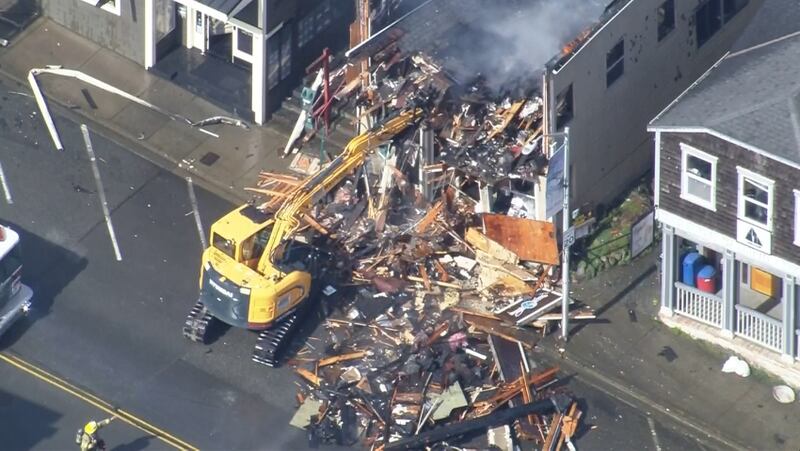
<box><xmin>384</xmin><ymin>395</ymin><xmax>572</xmax><ymax>450</ymax></box>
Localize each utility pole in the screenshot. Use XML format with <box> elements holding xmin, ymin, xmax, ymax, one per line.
<box><xmin>560</xmin><ymin>127</ymin><xmax>571</xmax><ymax>341</ymax></box>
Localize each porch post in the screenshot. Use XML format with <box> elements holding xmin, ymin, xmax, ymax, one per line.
<box><xmin>252</xmin><ymin>0</ymin><xmax>267</xmax><ymax>124</ymax></box>
<box><xmin>660</xmin><ymin>225</ymin><xmax>677</xmax><ymax>316</ymax></box>
<box><xmin>721</xmin><ymin>250</ymin><xmax>736</xmax><ymax>337</ymax></box>
<box><xmin>478</xmin><ymin>183</ymin><xmax>491</xmax><ymax>213</ymax></box>
<box><xmin>144</xmin><ymin>0</ymin><xmax>156</xmax><ymax>69</ymax></box>
<box><xmin>782</xmin><ymin>276</ymin><xmax>796</xmax><ymax>359</ymax></box>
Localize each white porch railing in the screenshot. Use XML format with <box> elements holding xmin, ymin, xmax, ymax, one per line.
<box><xmin>735</xmin><ymin>305</ymin><xmax>783</xmax><ymax>352</ymax></box>
<box><xmin>674</xmin><ymin>282</ymin><xmax>723</xmax><ymax>327</ymax></box>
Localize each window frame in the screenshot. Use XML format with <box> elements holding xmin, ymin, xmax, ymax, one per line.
<box><xmin>657</xmin><ymin>0</ymin><xmax>676</xmax><ymax>41</ymax></box>
<box><xmin>794</xmin><ymin>189</ymin><xmax>800</xmax><ymax>246</ymax></box>
<box><xmin>736</xmin><ymin>167</ymin><xmax>774</xmax><ymax>231</ymax></box>
<box><xmin>605</xmin><ymin>39</ymin><xmax>625</xmax><ymax>87</ymax></box>
<box><xmin>80</xmin><ymin>0</ymin><xmax>121</xmax><ymax>16</ymax></box>
<box><xmin>679</xmin><ymin>143</ymin><xmax>718</xmax><ymax>211</ymax></box>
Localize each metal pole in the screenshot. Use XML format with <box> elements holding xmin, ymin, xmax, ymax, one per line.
<box><xmin>561</xmin><ymin>127</ymin><xmax>571</xmax><ymax>341</ymax></box>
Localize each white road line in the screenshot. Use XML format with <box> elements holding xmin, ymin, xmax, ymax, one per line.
<box><xmin>81</xmin><ymin>124</ymin><xmax>122</xmax><ymax>261</ymax></box>
<box><xmin>647</xmin><ymin>416</ymin><xmax>663</xmax><ymax>451</ymax></box>
<box><xmin>186</xmin><ymin>177</ymin><xmax>207</xmax><ymax>249</ymax></box>
<box><xmin>0</xmin><ymin>161</ymin><xmax>13</xmax><ymax>204</ymax></box>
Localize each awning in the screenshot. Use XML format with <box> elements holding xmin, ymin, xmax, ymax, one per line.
<box><xmin>173</xmin><ymin>0</ymin><xmax>255</xmax><ymax>23</ymax></box>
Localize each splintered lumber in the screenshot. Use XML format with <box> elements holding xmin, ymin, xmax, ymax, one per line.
<box><xmin>463</xmin><ymin>313</ymin><xmax>539</xmax><ymax>349</ymax></box>
<box><xmin>301</xmin><ymin>213</ymin><xmax>329</xmax><ymax>235</ymax></box>
<box><xmin>482</xmin><ymin>214</ymin><xmax>559</xmax><ymax>265</ymax></box>
<box><xmin>407</xmin><ymin>276</ymin><xmax>461</xmax><ymax>289</ymax></box>
<box><xmin>318</xmin><ymin>351</ymin><xmax>367</xmax><ymax>367</ymax></box>
<box><xmin>466</xmin><ymin>228</ymin><xmax>519</xmax><ymax>265</ymax></box>
<box><xmin>384</xmin><ymin>395</ymin><xmax>572</xmax><ymax>450</ymax></box>
<box><xmin>487</xmin><ymin>100</ymin><xmax>525</xmax><ymax>141</ymax></box>
<box><xmin>416</xmin><ymin>199</ymin><xmax>444</xmax><ymax>233</ymax></box>
<box><xmin>295</xmin><ymin>368</ymin><xmax>321</xmax><ymax>386</ymax></box>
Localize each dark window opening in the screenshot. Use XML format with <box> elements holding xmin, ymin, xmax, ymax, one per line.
<box><xmin>606</xmin><ymin>39</ymin><xmax>624</xmax><ymax>87</ymax></box>
<box><xmin>556</xmin><ymin>84</ymin><xmax>574</xmax><ymax>129</ymax></box>
<box><xmin>657</xmin><ymin>0</ymin><xmax>675</xmax><ymax>41</ymax></box>
<box><xmin>696</xmin><ymin>0</ymin><xmax>746</xmax><ymax>48</ymax></box>
<box><xmin>723</xmin><ymin>0</ymin><xmax>748</xmax><ymax>22</ymax></box>
<box><xmin>0</xmin><ymin>245</ymin><xmax>21</xmax><ymax>282</ymax></box>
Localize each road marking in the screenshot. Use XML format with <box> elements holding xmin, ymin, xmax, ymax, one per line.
<box><xmin>0</xmin><ymin>352</ymin><xmax>198</xmax><ymax>450</ymax></box>
<box><xmin>185</xmin><ymin>177</ymin><xmax>207</xmax><ymax>249</ymax></box>
<box><xmin>647</xmin><ymin>416</ymin><xmax>663</xmax><ymax>451</ymax></box>
<box><xmin>81</xmin><ymin>124</ymin><xmax>122</xmax><ymax>261</ymax></box>
<box><xmin>0</xmin><ymin>160</ymin><xmax>13</xmax><ymax>204</ymax></box>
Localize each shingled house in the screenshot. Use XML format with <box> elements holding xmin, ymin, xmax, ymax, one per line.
<box><xmin>649</xmin><ymin>0</ymin><xmax>800</xmax><ymax>375</ymax></box>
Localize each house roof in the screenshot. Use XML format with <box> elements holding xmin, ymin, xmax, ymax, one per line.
<box><xmin>649</xmin><ymin>0</ymin><xmax>800</xmax><ymax>165</ymax></box>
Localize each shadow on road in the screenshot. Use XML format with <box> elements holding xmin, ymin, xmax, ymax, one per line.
<box><xmin>0</xmin><ymin>220</ymin><xmax>87</xmax><ymax>347</ymax></box>
<box><xmin>110</xmin><ymin>435</ymin><xmax>154</xmax><ymax>451</ymax></box>
<box><xmin>0</xmin><ymin>388</ymin><xmax>60</xmax><ymax>449</ymax></box>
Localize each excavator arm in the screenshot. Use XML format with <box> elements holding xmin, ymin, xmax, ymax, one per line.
<box><xmin>257</xmin><ymin>108</ymin><xmax>422</xmax><ymax>276</ymax></box>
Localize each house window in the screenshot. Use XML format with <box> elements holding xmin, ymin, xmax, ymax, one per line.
<box><xmin>696</xmin><ymin>0</ymin><xmax>722</xmax><ymax>47</ymax></box>
<box><xmin>680</xmin><ymin>143</ymin><xmax>717</xmax><ymax>210</ymax></box>
<box><xmin>696</xmin><ymin>0</ymin><xmax>748</xmax><ymax>48</ymax></box>
<box><xmin>298</xmin><ymin>15</ymin><xmax>314</xmax><ymax>48</ymax></box>
<box><xmin>723</xmin><ymin>0</ymin><xmax>749</xmax><ymax>22</ymax></box>
<box><xmin>267</xmin><ymin>24</ymin><xmax>293</xmax><ymax>89</ymax></box>
<box><xmin>555</xmin><ymin>84</ymin><xmax>573</xmax><ymax>129</ymax></box>
<box><xmin>737</xmin><ymin>167</ymin><xmax>774</xmax><ymax>230</ymax></box>
<box><xmin>657</xmin><ymin>0</ymin><xmax>675</xmax><ymax>41</ymax></box>
<box><xmin>80</xmin><ymin>0</ymin><xmax>121</xmax><ymax>15</ymax></box>
<box><xmin>605</xmin><ymin>39</ymin><xmax>624</xmax><ymax>87</ymax></box>
<box><xmin>794</xmin><ymin>190</ymin><xmax>800</xmax><ymax>246</ymax></box>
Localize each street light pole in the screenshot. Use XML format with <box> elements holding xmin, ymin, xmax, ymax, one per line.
<box><xmin>560</xmin><ymin>127</ymin><xmax>571</xmax><ymax>341</ymax></box>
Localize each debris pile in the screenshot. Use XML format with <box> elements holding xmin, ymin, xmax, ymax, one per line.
<box><xmin>252</xmin><ymin>119</ymin><xmax>594</xmax><ymax>447</ymax></box>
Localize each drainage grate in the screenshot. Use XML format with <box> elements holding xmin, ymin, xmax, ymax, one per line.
<box><xmin>199</xmin><ymin>152</ymin><xmax>220</xmax><ymax>166</ymax></box>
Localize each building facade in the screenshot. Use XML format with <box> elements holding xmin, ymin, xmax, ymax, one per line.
<box><xmin>40</xmin><ymin>0</ymin><xmax>353</xmax><ymax>124</ymax></box>
<box><xmin>546</xmin><ymin>0</ymin><xmax>762</xmax><ymax>216</ymax></box>
<box><xmin>649</xmin><ymin>0</ymin><xmax>800</xmax><ymax>366</ymax></box>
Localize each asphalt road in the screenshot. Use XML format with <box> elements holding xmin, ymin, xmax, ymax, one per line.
<box><xmin>0</xmin><ymin>75</ymin><xmax>721</xmax><ymax>451</ymax></box>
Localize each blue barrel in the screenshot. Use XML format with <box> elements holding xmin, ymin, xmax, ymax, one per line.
<box><xmin>682</xmin><ymin>252</ymin><xmax>705</xmax><ymax>287</ymax></box>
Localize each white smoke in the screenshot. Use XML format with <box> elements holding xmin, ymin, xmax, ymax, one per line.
<box><xmin>435</xmin><ymin>0</ymin><xmax>608</xmax><ymax>91</ymax></box>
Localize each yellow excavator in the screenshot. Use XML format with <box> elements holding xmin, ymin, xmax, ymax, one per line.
<box><xmin>183</xmin><ymin>109</ymin><xmax>421</xmax><ymax>366</ymax></box>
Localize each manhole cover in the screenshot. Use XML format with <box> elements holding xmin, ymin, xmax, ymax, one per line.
<box><xmin>200</xmin><ymin>152</ymin><xmax>220</xmax><ymax>166</ymax></box>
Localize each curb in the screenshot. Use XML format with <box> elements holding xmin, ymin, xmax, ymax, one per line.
<box><xmin>537</xmin><ymin>343</ymin><xmax>750</xmax><ymax>451</ymax></box>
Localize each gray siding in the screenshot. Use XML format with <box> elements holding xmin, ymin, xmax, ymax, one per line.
<box><xmin>551</xmin><ymin>0</ymin><xmax>763</xmax><ymax>211</ymax></box>
<box><xmin>659</xmin><ymin>131</ymin><xmax>800</xmax><ymax>266</ymax></box>
<box><xmin>41</xmin><ymin>0</ymin><xmax>145</xmax><ymax>64</ymax></box>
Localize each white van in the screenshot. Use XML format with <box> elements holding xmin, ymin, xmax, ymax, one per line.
<box><xmin>0</xmin><ymin>225</ymin><xmax>32</xmax><ymax>337</ymax></box>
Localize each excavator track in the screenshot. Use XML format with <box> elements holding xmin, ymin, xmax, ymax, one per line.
<box><xmin>252</xmin><ymin>307</ymin><xmax>306</xmax><ymax>367</ymax></box>
<box><xmin>182</xmin><ymin>300</ymin><xmax>215</xmax><ymax>344</ymax></box>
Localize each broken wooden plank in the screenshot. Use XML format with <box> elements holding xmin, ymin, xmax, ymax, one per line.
<box><xmin>463</xmin><ymin>313</ymin><xmax>539</xmax><ymax>349</ymax></box>
<box><xmin>416</xmin><ymin>199</ymin><xmax>444</xmax><ymax>233</ymax></box>
<box><xmin>295</xmin><ymin>368</ymin><xmax>321</xmax><ymax>386</ymax></box>
<box><xmin>318</xmin><ymin>351</ymin><xmax>367</xmax><ymax>367</ymax></box>
<box><xmin>482</xmin><ymin>214</ymin><xmax>559</xmax><ymax>265</ymax></box>
<box><xmin>466</xmin><ymin>228</ymin><xmax>519</xmax><ymax>265</ymax></box>
<box><xmin>407</xmin><ymin>275</ymin><xmax>461</xmax><ymax>289</ymax></box>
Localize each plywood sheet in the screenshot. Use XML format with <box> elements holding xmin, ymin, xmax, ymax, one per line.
<box><xmin>482</xmin><ymin>214</ymin><xmax>558</xmax><ymax>265</ymax></box>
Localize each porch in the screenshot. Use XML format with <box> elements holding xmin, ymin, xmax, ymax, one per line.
<box><xmin>661</xmin><ymin>225</ymin><xmax>798</xmax><ymax>358</ymax></box>
<box><xmin>152</xmin><ymin>46</ymin><xmax>252</xmax><ymax>121</ymax></box>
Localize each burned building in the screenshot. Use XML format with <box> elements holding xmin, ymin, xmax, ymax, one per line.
<box><xmin>38</xmin><ymin>0</ymin><xmax>354</xmax><ymax>124</ymax></box>
<box><xmin>339</xmin><ymin>0</ymin><xmax>763</xmax><ymax>222</ymax></box>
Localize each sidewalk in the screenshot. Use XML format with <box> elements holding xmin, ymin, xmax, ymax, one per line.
<box><xmin>0</xmin><ymin>18</ymin><xmax>355</xmax><ymax>205</ymax></box>
<box><xmin>537</xmin><ymin>249</ymin><xmax>800</xmax><ymax>450</ymax></box>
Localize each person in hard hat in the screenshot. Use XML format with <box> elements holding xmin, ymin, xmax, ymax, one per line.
<box><xmin>77</xmin><ymin>416</ymin><xmax>115</xmax><ymax>450</ymax></box>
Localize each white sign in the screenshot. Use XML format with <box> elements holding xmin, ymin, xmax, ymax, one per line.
<box><xmin>736</xmin><ymin>219</ymin><xmax>771</xmax><ymax>254</ymax></box>
<box><xmin>563</xmin><ymin>226</ymin><xmax>576</xmax><ymax>248</ymax></box>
